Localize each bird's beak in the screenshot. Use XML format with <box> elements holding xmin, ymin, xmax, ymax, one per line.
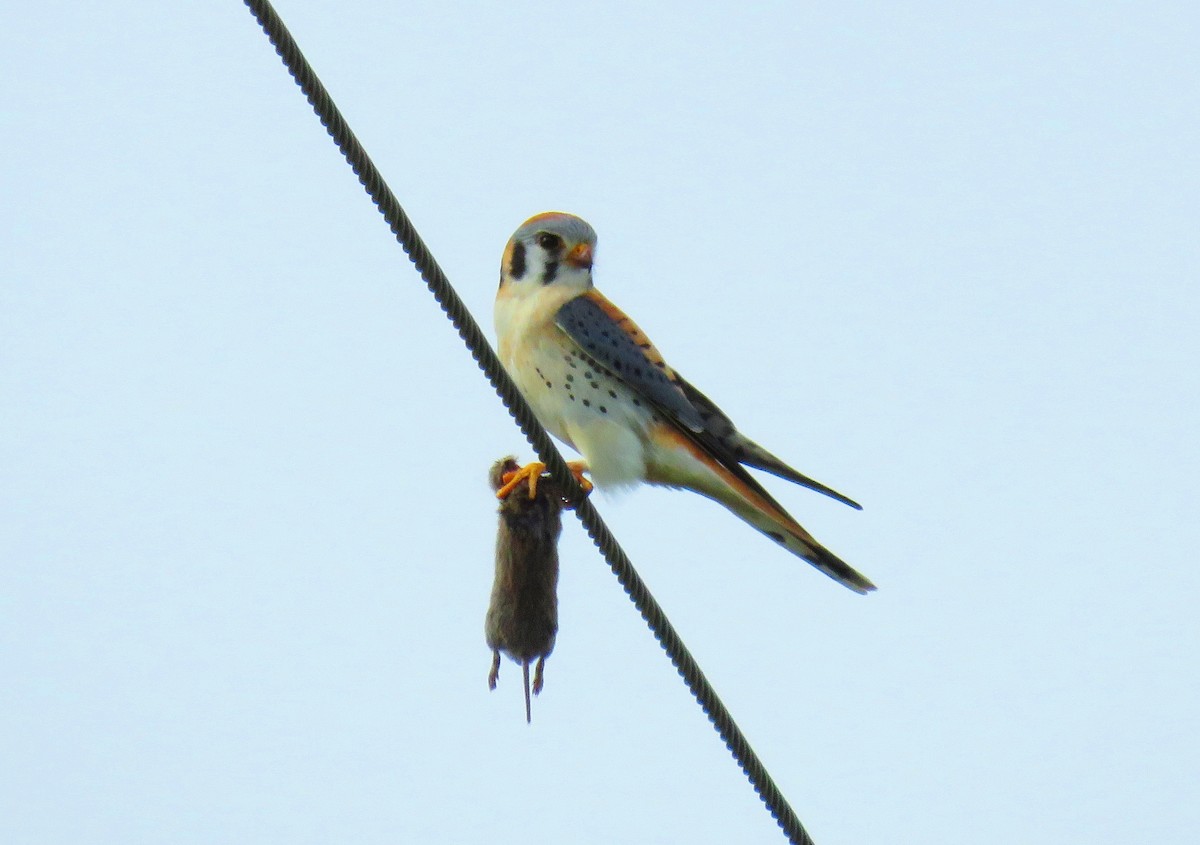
<box><xmin>566</xmin><ymin>242</ymin><xmax>593</xmax><ymax>270</ymax></box>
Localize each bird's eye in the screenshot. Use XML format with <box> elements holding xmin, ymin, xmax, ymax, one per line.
<box><xmin>536</xmin><ymin>232</ymin><xmax>562</xmax><ymax>251</ymax></box>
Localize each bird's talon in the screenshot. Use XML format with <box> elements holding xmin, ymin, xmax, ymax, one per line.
<box><xmin>496</xmin><ymin>461</ymin><xmax>546</xmax><ymax>500</ymax></box>
<box><xmin>567</xmin><ymin>460</ymin><xmax>593</xmax><ymax>495</ymax></box>
<box><xmin>559</xmin><ymin>460</ymin><xmax>592</xmax><ymax>508</ymax></box>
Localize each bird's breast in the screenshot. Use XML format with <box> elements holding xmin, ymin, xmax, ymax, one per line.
<box><xmin>494</xmin><ymin>289</ymin><xmax>657</xmax><ymax>487</ymax></box>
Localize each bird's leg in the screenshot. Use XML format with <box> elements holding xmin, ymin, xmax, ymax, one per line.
<box><xmin>495</xmin><ymin>461</ymin><xmax>546</xmax><ymax>500</ymax></box>
<box><xmin>566</xmin><ymin>460</ymin><xmax>593</xmax><ymax>496</ymax></box>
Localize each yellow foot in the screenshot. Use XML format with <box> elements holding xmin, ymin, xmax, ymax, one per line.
<box><xmin>564</xmin><ymin>460</ymin><xmax>593</xmax><ymax>506</ymax></box>
<box><xmin>496</xmin><ymin>461</ymin><xmax>546</xmax><ymax>500</ymax></box>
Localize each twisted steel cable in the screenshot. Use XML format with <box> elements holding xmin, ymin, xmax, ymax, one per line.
<box><xmin>242</xmin><ymin>2</ymin><xmax>817</xmax><ymax>842</ymax></box>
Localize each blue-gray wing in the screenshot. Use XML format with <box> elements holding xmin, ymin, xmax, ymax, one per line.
<box><xmin>555</xmin><ymin>292</ymin><xmax>862</xmax><ymax>509</ymax></box>
<box><xmin>554</xmin><ymin>292</ymin><xmax>706</xmax><ymax>433</ymax></box>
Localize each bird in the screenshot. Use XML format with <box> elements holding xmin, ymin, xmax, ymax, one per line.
<box><xmin>493</xmin><ymin>212</ymin><xmax>875</xmax><ymax>594</ymax></box>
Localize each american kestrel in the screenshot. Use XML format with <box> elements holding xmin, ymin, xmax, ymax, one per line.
<box><xmin>494</xmin><ymin>212</ymin><xmax>875</xmax><ymax>593</ymax></box>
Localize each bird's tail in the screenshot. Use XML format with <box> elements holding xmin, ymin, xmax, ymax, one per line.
<box><xmin>719</xmin><ymin>449</ymin><xmax>875</xmax><ymax>591</ymax></box>
<box><xmin>648</xmin><ymin>424</ymin><xmax>876</xmax><ymax>593</ymax></box>
<box><xmin>724</xmin><ymin>490</ymin><xmax>876</xmax><ymax>594</ymax></box>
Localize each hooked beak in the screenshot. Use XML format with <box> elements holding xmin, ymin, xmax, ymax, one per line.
<box><xmin>566</xmin><ymin>242</ymin><xmax>593</xmax><ymax>270</ymax></box>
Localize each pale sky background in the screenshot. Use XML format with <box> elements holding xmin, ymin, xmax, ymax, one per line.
<box><xmin>2</xmin><ymin>2</ymin><xmax>1197</xmax><ymax>843</ymax></box>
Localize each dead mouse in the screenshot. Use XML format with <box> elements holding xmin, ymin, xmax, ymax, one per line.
<box><xmin>485</xmin><ymin>457</ymin><xmax>563</xmax><ymax>723</ymax></box>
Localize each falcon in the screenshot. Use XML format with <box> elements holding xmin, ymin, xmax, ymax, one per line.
<box><xmin>493</xmin><ymin>212</ymin><xmax>874</xmax><ymax>593</ymax></box>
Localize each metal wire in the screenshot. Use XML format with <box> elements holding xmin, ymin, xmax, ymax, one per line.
<box><xmin>242</xmin><ymin>2</ymin><xmax>818</xmax><ymax>842</ymax></box>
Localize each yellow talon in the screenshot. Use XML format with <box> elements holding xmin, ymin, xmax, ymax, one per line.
<box><xmin>567</xmin><ymin>460</ymin><xmax>593</xmax><ymax>496</ymax></box>
<box><xmin>494</xmin><ymin>460</ymin><xmax>591</xmax><ymax>503</ymax></box>
<box><xmin>496</xmin><ymin>461</ymin><xmax>546</xmax><ymax>500</ymax></box>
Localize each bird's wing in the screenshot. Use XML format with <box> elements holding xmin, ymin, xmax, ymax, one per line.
<box><xmin>555</xmin><ymin>290</ymin><xmax>861</xmax><ymax>510</ymax></box>
<box><xmin>555</xmin><ymin>291</ymin><xmax>706</xmax><ymax>433</ymax></box>
<box><xmin>673</xmin><ymin>377</ymin><xmax>862</xmax><ymax>510</ymax></box>
<box><xmin>559</xmin><ymin>292</ymin><xmax>796</xmax><ymax>506</ymax></box>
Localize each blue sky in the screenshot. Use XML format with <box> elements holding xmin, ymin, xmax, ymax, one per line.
<box><xmin>2</xmin><ymin>2</ymin><xmax>1197</xmax><ymax>843</ymax></box>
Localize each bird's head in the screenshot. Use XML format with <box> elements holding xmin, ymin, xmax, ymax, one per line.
<box><xmin>498</xmin><ymin>212</ymin><xmax>597</xmax><ymax>297</ymax></box>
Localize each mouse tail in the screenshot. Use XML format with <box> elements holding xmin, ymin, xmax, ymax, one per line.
<box><xmin>522</xmin><ymin>660</ymin><xmax>532</xmax><ymax>724</ymax></box>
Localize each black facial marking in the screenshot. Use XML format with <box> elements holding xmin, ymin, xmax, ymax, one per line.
<box><xmin>509</xmin><ymin>242</ymin><xmax>527</xmax><ymax>279</ymax></box>
<box><xmin>543</xmin><ymin>261</ymin><xmax>559</xmax><ymax>285</ymax></box>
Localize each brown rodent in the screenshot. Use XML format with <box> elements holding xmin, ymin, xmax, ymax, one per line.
<box><xmin>486</xmin><ymin>457</ymin><xmax>562</xmax><ymax>723</ymax></box>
